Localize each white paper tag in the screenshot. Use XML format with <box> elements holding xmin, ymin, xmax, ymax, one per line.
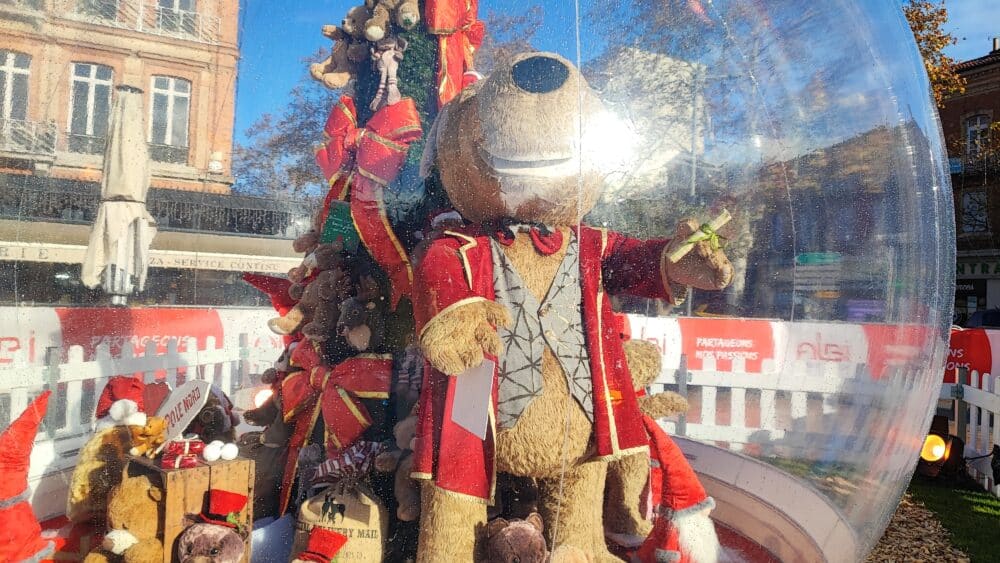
<box><xmin>451</xmin><ymin>359</ymin><xmax>495</xmax><ymax>440</ymax></box>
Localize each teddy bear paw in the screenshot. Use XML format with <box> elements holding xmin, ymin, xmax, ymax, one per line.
<box><xmin>420</xmin><ymin>300</ymin><xmax>511</xmax><ymax>375</ymax></box>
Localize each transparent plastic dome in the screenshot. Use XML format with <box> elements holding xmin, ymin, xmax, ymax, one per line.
<box><xmin>477</xmin><ymin>1</ymin><xmax>952</xmax><ymax>561</ymax></box>
<box><xmin>0</xmin><ymin>1</ymin><xmax>953</xmax><ymax>562</ymax></box>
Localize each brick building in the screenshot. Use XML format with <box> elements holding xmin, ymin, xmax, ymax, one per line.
<box><xmin>939</xmin><ymin>38</ymin><xmax>1000</xmax><ymax>324</ymax></box>
<box><xmin>0</xmin><ymin>0</ymin><xmax>307</xmax><ymax>306</ymax></box>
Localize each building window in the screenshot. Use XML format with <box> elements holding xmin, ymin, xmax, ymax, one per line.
<box><xmin>149</xmin><ymin>75</ymin><xmax>190</xmax><ymax>163</ymax></box>
<box><xmin>961</xmin><ymin>190</ymin><xmax>989</xmax><ymax>233</ymax></box>
<box><xmin>157</xmin><ymin>0</ymin><xmax>197</xmax><ymax>35</ymax></box>
<box><xmin>68</xmin><ymin>63</ymin><xmax>113</xmax><ymax>154</ymax></box>
<box><xmin>0</xmin><ymin>50</ymin><xmax>30</xmax><ymax>121</ymax></box>
<box><xmin>78</xmin><ymin>0</ymin><xmax>119</xmax><ymax>21</ymax></box>
<box><xmin>966</xmin><ymin>114</ymin><xmax>991</xmax><ymax>159</ymax></box>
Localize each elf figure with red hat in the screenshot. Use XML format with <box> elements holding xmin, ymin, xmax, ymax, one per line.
<box><xmin>634</xmin><ymin>415</ymin><xmax>721</xmax><ymax>563</ymax></box>
<box><xmin>0</xmin><ymin>391</ymin><xmax>55</xmax><ymax>563</ymax></box>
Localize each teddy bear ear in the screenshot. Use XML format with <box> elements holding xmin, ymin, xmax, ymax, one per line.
<box><xmin>525</xmin><ymin>512</ymin><xmax>544</xmax><ymax>534</ymax></box>
<box><xmin>486</xmin><ymin>518</ymin><xmax>508</xmax><ymax>538</ymax></box>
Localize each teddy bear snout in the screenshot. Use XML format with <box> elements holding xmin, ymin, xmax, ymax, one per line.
<box><xmin>511</xmin><ymin>55</ymin><xmax>570</xmax><ymax>94</ymax></box>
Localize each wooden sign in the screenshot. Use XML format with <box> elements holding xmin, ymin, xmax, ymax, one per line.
<box><xmin>156</xmin><ymin>379</ymin><xmax>212</xmax><ymax>444</ymax></box>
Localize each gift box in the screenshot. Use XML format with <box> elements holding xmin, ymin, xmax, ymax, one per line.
<box><xmin>163</xmin><ymin>438</ymin><xmax>206</xmax><ymax>457</ymax></box>
<box><xmin>126</xmin><ymin>454</ymin><xmax>254</xmax><ymax>562</ymax></box>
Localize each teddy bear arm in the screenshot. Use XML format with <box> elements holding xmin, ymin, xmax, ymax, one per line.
<box><xmin>637</xmin><ymin>391</ymin><xmax>689</xmax><ymax>419</ymax></box>
<box><xmin>601</xmin><ymin>233</ymin><xmax>683</xmax><ymax>304</ymax></box>
<box><xmin>623</xmin><ymin>339</ymin><xmax>663</xmax><ymax>389</ymax></box>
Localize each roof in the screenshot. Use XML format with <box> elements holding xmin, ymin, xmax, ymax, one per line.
<box><xmin>956</xmin><ymin>50</ymin><xmax>1000</xmax><ymax>72</ymax></box>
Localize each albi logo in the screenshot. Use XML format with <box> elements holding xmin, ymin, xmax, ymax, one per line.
<box><xmin>795</xmin><ymin>333</ymin><xmax>852</xmax><ymax>362</ymax></box>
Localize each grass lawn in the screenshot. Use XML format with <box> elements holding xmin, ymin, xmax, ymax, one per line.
<box><xmin>908</xmin><ymin>477</ymin><xmax>1000</xmax><ymax>562</ymax></box>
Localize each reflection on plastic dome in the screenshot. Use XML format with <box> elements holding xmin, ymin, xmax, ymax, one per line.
<box><xmin>0</xmin><ymin>0</ymin><xmax>953</xmax><ymax>562</ymax></box>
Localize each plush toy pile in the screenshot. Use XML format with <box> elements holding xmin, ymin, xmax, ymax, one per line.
<box><xmin>235</xmin><ymin>0</ymin><xmax>740</xmax><ymax>556</ymax></box>
<box><xmin>11</xmin><ymin>2</ymin><xmax>738</xmax><ymax>562</ymax></box>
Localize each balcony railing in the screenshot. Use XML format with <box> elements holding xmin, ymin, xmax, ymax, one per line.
<box><xmin>57</xmin><ymin>0</ymin><xmax>221</xmax><ymax>44</ymax></box>
<box><xmin>0</xmin><ymin>118</ymin><xmax>57</xmax><ymax>157</ymax></box>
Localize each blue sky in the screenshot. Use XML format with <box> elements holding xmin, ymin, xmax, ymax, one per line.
<box><xmin>232</xmin><ymin>0</ymin><xmax>996</xmax><ymax>146</ymax></box>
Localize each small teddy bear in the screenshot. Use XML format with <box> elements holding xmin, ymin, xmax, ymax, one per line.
<box><xmin>486</xmin><ymin>514</ymin><xmax>589</xmax><ymax>563</ymax></box>
<box><xmin>341</xmin><ymin>4</ymin><xmax>371</xmax><ymax>39</ymax></box>
<box><xmin>363</xmin><ymin>0</ymin><xmax>420</xmax><ymax>42</ymax></box>
<box><xmin>128</xmin><ymin>415</ymin><xmax>168</xmax><ymax>458</ymax></box>
<box><xmin>270</xmin><ymin>243</ymin><xmax>350</xmax><ymax>336</ymax></box>
<box><xmin>374</xmin><ymin>411</ymin><xmax>419</xmax><ymax>521</ymax></box>
<box><xmin>176</xmin><ymin>524</ymin><xmax>245</xmax><ymax>563</ymax></box>
<box><xmin>310</xmin><ymin>25</ymin><xmax>368</xmax><ymax>91</ymax></box>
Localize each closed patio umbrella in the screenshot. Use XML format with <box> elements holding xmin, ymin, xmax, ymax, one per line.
<box><xmin>81</xmin><ymin>84</ymin><xmax>157</xmax><ymax>305</ymax></box>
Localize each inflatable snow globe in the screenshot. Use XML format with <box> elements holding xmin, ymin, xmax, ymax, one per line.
<box><xmin>0</xmin><ymin>0</ymin><xmax>952</xmax><ymax>562</ymax></box>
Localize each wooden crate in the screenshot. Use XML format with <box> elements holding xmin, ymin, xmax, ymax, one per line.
<box><xmin>126</xmin><ymin>455</ymin><xmax>255</xmax><ymax>563</ymax></box>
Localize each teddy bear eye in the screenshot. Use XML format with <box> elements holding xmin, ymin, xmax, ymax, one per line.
<box><xmin>210</xmin><ymin>547</ymin><xmax>220</xmax><ymax>556</ymax></box>
<box><xmin>512</xmin><ymin>558</ymin><xmax>520</xmax><ymax>563</ymax></box>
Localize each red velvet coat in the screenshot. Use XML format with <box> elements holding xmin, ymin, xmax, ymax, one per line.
<box><xmin>411</xmin><ymin>225</ymin><xmax>676</xmax><ymax>501</ymax></box>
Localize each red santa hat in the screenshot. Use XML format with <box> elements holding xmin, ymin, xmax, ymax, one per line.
<box><xmin>197</xmin><ymin>489</ymin><xmax>248</xmax><ymax>529</ymax></box>
<box><xmin>95</xmin><ymin>376</ymin><xmax>148</xmax><ymax>427</ymax></box>
<box><xmin>0</xmin><ymin>391</ymin><xmax>55</xmax><ymax>562</ymax></box>
<box><xmin>295</xmin><ymin>527</ymin><xmax>349</xmax><ymax>562</ymax></box>
<box><xmin>634</xmin><ymin>415</ymin><xmax>720</xmax><ymax>563</ymax></box>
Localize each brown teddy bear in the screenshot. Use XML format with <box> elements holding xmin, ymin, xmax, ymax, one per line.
<box><xmin>310</xmin><ymin>25</ymin><xmax>368</xmax><ymax>91</ymax></box>
<box><xmin>341</xmin><ymin>4</ymin><xmax>371</xmax><ymax>39</ymax></box>
<box><xmin>82</xmin><ymin>474</ymin><xmax>165</xmax><ymax>563</ymax></box>
<box><xmin>374</xmin><ymin>410</ymin><xmax>419</xmax><ymax>522</ymax></box>
<box><xmin>485</xmin><ymin>513</ymin><xmax>588</xmax><ymax>563</ymax></box>
<box><xmin>363</xmin><ymin>0</ymin><xmax>420</xmax><ymax>42</ymax></box>
<box><xmin>410</xmin><ymin>52</ymin><xmax>733</xmax><ymax>561</ymax></box>
<box><xmin>128</xmin><ymin>415</ymin><xmax>167</xmax><ymax>458</ymax></box>
<box><xmin>176</xmin><ymin>523</ymin><xmax>245</xmax><ymax>563</ymax></box>
<box><xmin>270</xmin><ymin>243</ymin><xmax>350</xmax><ymax>336</ymax></box>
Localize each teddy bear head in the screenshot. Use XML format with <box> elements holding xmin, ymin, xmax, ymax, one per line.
<box><xmin>341</xmin><ymin>5</ymin><xmax>371</xmax><ymax>38</ymax></box>
<box><xmin>177</xmin><ymin>523</ymin><xmax>245</xmax><ymax>563</ymax></box>
<box><xmin>432</xmin><ymin>52</ymin><xmax>628</xmax><ymax>227</ymax></box>
<box><xmin>104</xmin><ymin>474</ymin><xmax>164</xmax><ymax>549</ymax></box>
<box><xmin>485</xmin><ymin>512</ymin><xmax>549</xmax><ymax>563</ymax></box>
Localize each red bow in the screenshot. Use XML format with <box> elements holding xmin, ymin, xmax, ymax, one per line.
<box><xmin>282</xmin><ymin>355</ymin><xmax>391</xmax><ymax>454</ymax></box>
<box><xmin>314</xmin><ymin>96</ymin><xmax>423</xmax><ymax>308</ymax></box>
<box><xmin>494</xmin><ymin>225</ymin><xmax>564</xmax><ymax>256</ymax></box>
<box><xmin>426</xmin><ymin>0</ymin><xmax>485</xmax><ymax>108</ymax></box>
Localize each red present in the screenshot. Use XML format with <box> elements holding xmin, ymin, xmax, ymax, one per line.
<box><xmin>161</xmin><ymin>453</ymin><xmax>200</xmax><ymax>469</ymax></box>
<box><xmin>163</xmin><ymin>438</ymin><xmax>206</xmax><ymax>457</ymax></box>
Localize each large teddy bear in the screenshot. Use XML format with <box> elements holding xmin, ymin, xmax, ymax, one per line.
<box><xmin>410</xmin><ymin>52</ymin><xmax>733</xmax><ymax>561</ymax></box>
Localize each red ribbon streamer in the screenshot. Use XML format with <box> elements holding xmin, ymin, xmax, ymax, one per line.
<box><xmin>314</xmin><ymin>96</ymin><xmax>423</xmax><ymax>308</ymax></box>
<box><xmin>425</xmin><ymin>0</ymin><xmax>484</xmax><ymax>108</ymax></box>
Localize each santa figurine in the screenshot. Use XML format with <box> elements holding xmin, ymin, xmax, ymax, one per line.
<box><xmin>0</xmin><ymin>391</ymin><xmax>55</xmax><ymax>562</ymax></box>
<box><xmin>634</xmin><ymin>416</ymin><xmax>721</xmax><ymax>563</ymax></box>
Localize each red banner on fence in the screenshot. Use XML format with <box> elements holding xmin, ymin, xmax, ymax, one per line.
<box><xmin>55</xmin><ymin>308</ymin><xmax>224</xmax><ymax>359</ymax></box>
<box><xmin>676</xmin><ymin>317</ymin><xmax>775</xmax><ymax>372</ymax></box>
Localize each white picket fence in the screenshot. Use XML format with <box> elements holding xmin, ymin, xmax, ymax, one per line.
<box><xmin>940</xmin><ymin>370</ymin><xmax>1000</xmax><ymax>496</ymax></box>
<box><xmin>0</xmin><ymin>335</ymin><xmax>275</xmax><ymax>520</ymax></box>
<box><xmin>650</xmin><ymin>356</ymin><xmax>1000</xmax><ymax>500</ymax></box>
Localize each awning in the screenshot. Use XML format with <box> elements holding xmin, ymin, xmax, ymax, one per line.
<box><xmin>0</xmin><ymin>219</ymin><xmax>301</xmax><ymax>274</ymax></box>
